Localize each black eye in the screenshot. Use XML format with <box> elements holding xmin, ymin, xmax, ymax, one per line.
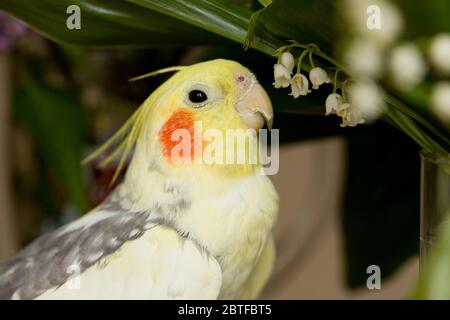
<box><xmin>188</xmin><ymin>90</ymin><xmax>208</xmax><ymax>104</ymax></box>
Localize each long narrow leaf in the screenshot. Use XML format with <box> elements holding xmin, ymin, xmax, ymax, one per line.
<box><xmin>0</xmin><ymin>0</ymin><xmax>224</xmax><ymax>47</ymax></box>
<box><xmin>125</xmin><ymin>0</ymin><xmax>281</xmax><ymax>54</ymax></box>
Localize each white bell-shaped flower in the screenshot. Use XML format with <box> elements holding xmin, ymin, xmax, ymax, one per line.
<box><xmin>273</xmin><ymin>64</ymin><xmax>291</xmax><ymax>88</ymax></box>
<box><xmin>309</xmin><ymin>67</ymin><xmax>331</xmax><ymax>89</ymax></box>
<box><xmin>280</xmin><ymin>51</ymin><xmax>295</xmax><ymax>74</ymax></box>
<box><xmin>343</xmin><ymin>0</ymin><xmax>403</xmax><ymax>47</ymax></box>
<box><xmin>389</xmin><ymin>43</ymin><xmax>427</xmax><ymax>90</ymax></box>
<box><xmin>431</xmin><ymin>82</ymin><xmax>450</xmax><ymax>124</ymax></box>
<box><xmin>429</xmin><ymin>34</ymin><xmax>450</xmax><ymax>75</ymax></box>
<box><xmin>343</xmin><ymin>39</ymin><xmax>383</xmax><ymax>78</ymax></box>
<box><xmin>347</xmin><ymin>81</ymin><xmax>385</xmax><ymax>122</ymax></box>
<box><xmin>325</xmin><ymin>93</ymin><xmax>343</xmax><ymax>115</ymax></box>
<box><xmin>337</xmin><ymin>103</ymin><xmax>366</xmax><ymax>127</ymax></box>
<box><xmin>290</xmin><ymin>73</ymin><xmax>310</xmax><ymax>98</ymax></box>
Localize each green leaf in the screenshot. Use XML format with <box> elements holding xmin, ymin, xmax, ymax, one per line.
<box><xmin>13</xmin><ymin>75</ymin><xmax>88</xmax><ymax>214</ymax></box>
<box><xmin>0</xmin><ymin>0</ymin><xmax>338</xmax><ymax>58</ymax></box>
<box><xmin>0</xmin><ymin>0</ymin><xmax>225</xmax><ymax>47</ymax></box>
<box><xmin>257</xmin><ymin>0</ymin><xmax>272</xmax><ymax>7</ymax></box>
<box><xmin>397</xmin><ymin>0</ymin><xmax>450</xmax><ymax>39</ymax></box>
<box><xmin>125</xmin><ymin>0</ymin><xmax>281</xmax><ymax>54</ymax></box>
<box><xmin>258</xmin><ymin>0</ymin><xmax>338</xmax><ymax>53</ymax></box>
<box><xmin>126</xmin><ymin>0</ymin><xmax>249</xmax><ymax>43</ymax></box>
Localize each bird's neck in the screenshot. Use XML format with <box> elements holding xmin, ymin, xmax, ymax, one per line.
<box><xmin>109</xmin><ymin>145</ymin><xmax>278</xmax><ymax>271</ymax></box>
<box><xmin>114</xmin><ymin>145</ymin><xmax>260</xmax><ymax>216</ymax></box>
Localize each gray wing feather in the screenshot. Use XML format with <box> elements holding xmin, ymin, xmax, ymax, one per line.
<box><xmin>0</xmin><ymin>210</ymin><xmax>156</xmax><ymax>300</ymax></box>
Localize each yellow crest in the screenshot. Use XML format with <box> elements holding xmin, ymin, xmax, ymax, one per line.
<box><xmin>83</xmin><ymin>66</ymin><xmax>188</xmax><ymax>184</ymax></box>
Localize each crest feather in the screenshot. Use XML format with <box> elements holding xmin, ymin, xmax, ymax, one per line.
<box><xmin>83</xmin><ymin>65</ymin><xmax>187</xmax><ymax>184</ymax></box>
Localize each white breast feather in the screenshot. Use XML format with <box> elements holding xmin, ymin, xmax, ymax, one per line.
<box><xmin>36</xmin><ymin>225</ymin><xmax>222</xmax><ymax>300</ymax></box>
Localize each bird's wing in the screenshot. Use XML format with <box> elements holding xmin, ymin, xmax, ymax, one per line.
<box><xmin>0</xmin><ymin>207</ymin><xmax>222</xmax><ymax>300</ymax></box>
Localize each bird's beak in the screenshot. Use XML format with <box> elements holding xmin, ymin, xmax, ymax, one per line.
<box><xmin>235</xmin><ymin>83</ymin><xmax>273</xmax><ymax>130</ymax></box>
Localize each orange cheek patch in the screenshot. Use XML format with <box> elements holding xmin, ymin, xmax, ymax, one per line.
<box><xmin>159</xmin><ymin>109</ymin><xmax>202</xmax><ymax>163</ymax></box>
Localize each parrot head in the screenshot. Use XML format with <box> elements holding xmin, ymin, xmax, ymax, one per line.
<box><xmin>85</xmin><ymin>59</ymin><xmax>274</xmax><ymax>181</ymax></box>
<box><xmin>152</xmin><ymin>59</ymin><xmax>273</xmax><ymax>131</ymax></box>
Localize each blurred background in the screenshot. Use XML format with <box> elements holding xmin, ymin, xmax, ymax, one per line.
<box><xmin>0</xmin><ymin>7</ymin><xmax>422</xmax><ymax>299</ymax></box>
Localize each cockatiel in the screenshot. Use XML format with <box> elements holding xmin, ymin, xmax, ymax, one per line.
<box><xmin>0</xmin><ymin>59</ymin><xmax>278</xmax><ymax>300</ymax></box>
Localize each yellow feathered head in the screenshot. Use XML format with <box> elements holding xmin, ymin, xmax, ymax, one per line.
<box><xmin>84</xmin><ymin>59</ymin><xmax>273</xmax><ymax>182</ymax></box>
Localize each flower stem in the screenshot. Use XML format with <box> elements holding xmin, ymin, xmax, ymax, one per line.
<box><xmin>296</xmin><ymin>49</ymin><xmax>310</xmax><ymax>74</ymax></box>
<box><xmin>309</xmin><ymin>50</ymin><xmax>315</xmax><ymax>68</ymax></box>
<box><xmin>333</xmin><ymin>69</ymin><xmax>341</xmax><ymax>93</ymax></box>
<box><xmin>286</xmin><ymin>41</ymin><xmax>348</xmax><ymax>72</ymax></box>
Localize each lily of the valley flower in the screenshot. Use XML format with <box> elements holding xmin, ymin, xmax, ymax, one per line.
<box><xmin>325</xmin><ymin>93</ymin><xmax>343</xmax><ymax>115</ymax></box>
<box><xmin>273</xmin><ymin>63</ymin><xmax>291</xmax><ymax>88</ymax></box>
<box><xmin>309</xmin><ymin>67</ymin><xmax>331</xmax><ymax>89</ymax></box>
<box><xmin>281</xmin><ymin>51</ymin><xmax>295</xmax><ymax>74</ymax></box>
<box><xmin>431</xmin><ymin>82</ymin><xmax>450</xmax><ymax>124</ymax></box>
<box><xmin>389</xmin><ymin>43</ymin><xmax>427</xmax><ymax>90</ymax></box>
<box><xmin>429</xmin><ymin>34</ymin><xmax>450</xmax><ymax>75</ymax></box>
<box><xmin>343</xmin><ymin>38</ymin><xmax>383</xmax><ymax>78</ymax></box>
<box><xmin>337</xmin><ymin>103</ymin><xmax>366</xmax><ymax>127</ymax></box>
<box><xmin>347</xmin><ymin>81</ymin><xmax>385</xmax><ymax>122</ymax></box>
<box><xmin>343</xmin><ymin>0</ymin><xmax>403</xmax><ymax>47</ymax></box>
<box><xmin>290</xmin><ymin>73</ymin><xmax>310</xmax><ymax>98</ymax></box>
<box><xmin>273</xmin><ymin>51</ymin><xmax>296</xmax><ymax>89</ymax></box>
